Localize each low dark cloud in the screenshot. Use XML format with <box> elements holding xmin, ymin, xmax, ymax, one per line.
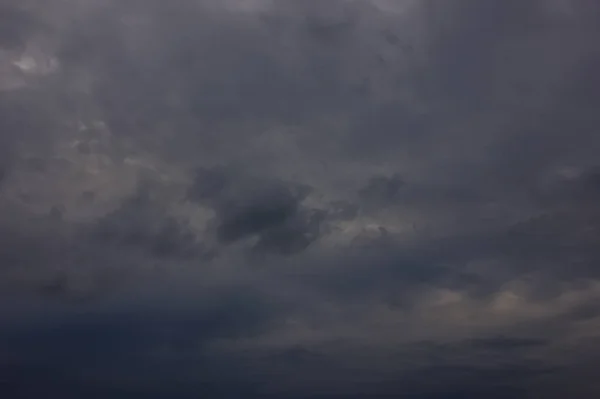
<box><xmin>188</xmin><ymin>166</ymin><xmax>325</xmax><ymax>255</ymax></box>
<box><xmin>1</xmin><ymin>0</ymin><xmax>600</xmax><ymax>397</ymax></box>
<box><xmin>93</xmin><ymin>185</ymin><xmax>210</xmax><ymax>261</ymax></box>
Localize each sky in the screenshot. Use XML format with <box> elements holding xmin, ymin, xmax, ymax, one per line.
<box><xmin>1</xmin><ymin>0</ymin><xmax>600</xmax><ymax>397</ymax></box>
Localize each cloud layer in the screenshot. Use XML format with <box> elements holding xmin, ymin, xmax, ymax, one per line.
<box><xmin>1</xmin><ymin>0</ymin><xmax>600</xmax><ymax>397</ymax></box>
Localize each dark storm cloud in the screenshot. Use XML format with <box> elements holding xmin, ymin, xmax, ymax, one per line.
<box><xmin>93</xmin><ymin>183</ymin><xmax>211</xmax><ymax>261</ymax></box>
<box><xmin>2</xmin><ymin>0</ymin><xmax>600</xmax><ymax>398</ymax></box>
<box><xmin>211</xmin><ymin>181</ymin><xmax>299</xmax><ymax>243</ymax></box>
<box><xmin>188</xmin><ymin>166</ymin><xmax>325</xmax><ymax>255</ymax></box>
<box><xmin>251</xmin><ymin>208</ymin><xmax>326</xmax><ymax>256</ymax></box>
<box><xmin>0</xmin><ymin>300</ymin><xmax>275</xmax><ymax>397</ymax></box>
<box><xmin>0</xmin><ymin>182</ymin><xmax>210</xmax><ymax>302</ymax></box>
<box><xmin>0</xmin><ymin>217</ymin><xmax>123</xmax><ymax>303</ymax></box>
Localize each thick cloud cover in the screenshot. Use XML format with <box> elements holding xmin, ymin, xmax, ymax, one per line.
<box><xmin>1</xmin><ymin>0</ymin><xmax>600</xmax><ymax>397</ymax></box>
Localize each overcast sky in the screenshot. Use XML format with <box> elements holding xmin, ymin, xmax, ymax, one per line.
<box><xmin>1</xmin><ymin>0</ymin><xmax>600</xmax><ymax>397</ymax></box>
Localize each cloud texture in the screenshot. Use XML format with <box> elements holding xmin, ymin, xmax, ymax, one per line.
<box><xmin>1</xmin><ymin>0</ymin><xmax>600</xmax><ymax>397</ymax></box>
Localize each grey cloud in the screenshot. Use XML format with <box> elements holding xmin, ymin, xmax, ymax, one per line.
<box><xmin>188</xmin><ymin>166</ymin><xmax>325</xmax><ymax>255</ymax></box>
<box><xmin>467</xmin><ymin>336</ymin><xmax>549</xmax><ymax>351</ymax></box>
<box><xmin>48</xmin><ymin>0</ymin><xmax>400</xmax><ymax>165</ymax></box>
<box><xmin>213</xmin><ymin>181</ymin><xmax>299</xmax><ymax>243</ymax></box>
<box><xmin>209</xmin><ymin>334</ymin><xmax>558</xmax><ymax>399</ymax></box>
<box><xmin>358</xmin><ymin>172</ymin><xmax>405</xmax><ymax>208</ymax></box>
<box><xmin>252</xmin><ymin>208</ymin><xmax>326</xmax><ymax>256</ymax></box>
<box><xmin>0</xmin><ymin>220</ymin><xmax>123</xmax><ymax>303</ymax></box>
<box><xmin>0</xmin><ymin>302</ymin><xmax>272</xmax><ymax>397</ymax></box>
<box><xmin>326</xmin><ymin>200</ymin><xmax>359</xmax><ymax>221</ymax></box>
<box><xmin>2</xmin><ymin>0</ymin><xmax>600</xmax><ymax>398</ymax></box>
<box><xmin>0</xmin><ymin>185</ymin><xmax>205</xmax><ymax>303</ymax></box>
<box><xmin>187</xmin><ymin>166</ymin><xmax>234</xmax><ymax>204</ymax></box>
<box><xmin>0</xmin><ymin>3</ymin><xmax>43</xmax><ymax>50</ymax></box>
<box><xmin>93</xmin><ymin>185</ymin><xmax>210</xmax><ymax>261</ymax></box>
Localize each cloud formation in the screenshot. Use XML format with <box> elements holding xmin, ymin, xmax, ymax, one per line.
<box><xmin>1</xmin><ymin>0</ymin><xmax>600</xmax><ymax>397</ymax></box>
